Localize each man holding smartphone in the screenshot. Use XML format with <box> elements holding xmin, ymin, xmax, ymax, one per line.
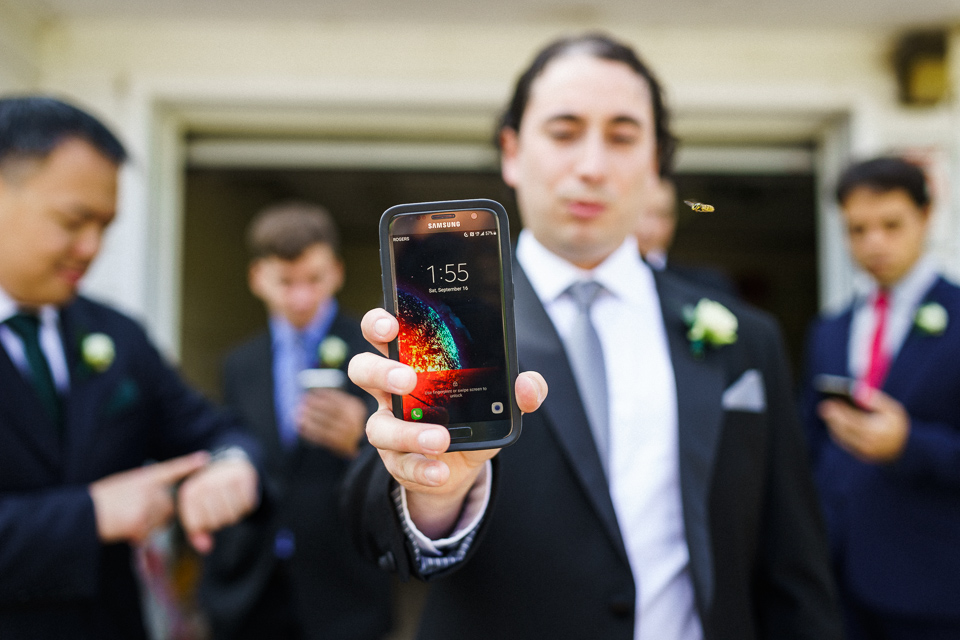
<box><xmin>345</xmin><ymin>33</ymin><xmax>841</xmax><ymax>640</ymax></box>
<box><xmin>800</xmin><ymin>157</ymin><xmax>960</xmax><ymax>638</ymax></box>
<box><xmin>200</xmin><ymin>202</ymin><xmax>392</xmax><ymax>640</ymax></box>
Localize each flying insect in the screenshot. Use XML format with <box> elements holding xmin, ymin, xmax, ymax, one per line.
<box><xmin>683</xmin><ymin>200</ymin><xmax>715</xmax><ymax>213</ymax></box>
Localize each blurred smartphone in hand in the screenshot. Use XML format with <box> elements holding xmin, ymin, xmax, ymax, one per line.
<box><xmin>298</xmin><ymin>368</ymin><xmax>347</xmax><ymax>390</ymax></box>
<box><xmin>813</xmin><ymin>374</ymin><xmax>870</xmax><ymax>411</ymax></box>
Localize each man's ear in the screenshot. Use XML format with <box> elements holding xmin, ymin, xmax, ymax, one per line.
<box><xmin>499</xmin><ymin>127</ymin><xmax>520</xmax><ymax>189</ymax></box>
<box><xmin>248</xmin><ymin>261</ymin><xmax>266</xmax><ymax>301</ymax></box>
<box><xmin>334</xmin><ymin>258</ymin><xmax>346</xmax><ymax>293</ymax></box>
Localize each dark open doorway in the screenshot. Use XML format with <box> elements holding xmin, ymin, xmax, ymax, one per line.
<box><xmin>180</xmin><ymin>166</ymin><xmax>817</xmax><ymax>397</ymax></box>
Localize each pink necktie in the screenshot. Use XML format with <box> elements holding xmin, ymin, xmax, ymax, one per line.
<box><xmin>863</xmin><ymin>289</ymin><xmax>891</xmax><ymax>390</ymax></box>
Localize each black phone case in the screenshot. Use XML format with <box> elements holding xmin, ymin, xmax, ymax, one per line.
<box><xmin>379</xmin><ymin>198</ymin><xmax>521</xmax><ymax>451</ymax></box>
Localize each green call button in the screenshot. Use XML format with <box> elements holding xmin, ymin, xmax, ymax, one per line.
<box><xmin>411</xmin><ymin>408</ymin><xmax>423</xmax><ymax>420</ymax></box>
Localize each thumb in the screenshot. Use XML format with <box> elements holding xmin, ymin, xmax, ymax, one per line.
<box><xmin>149</xmin><ymin>450</ymin><xmax>211</xmax><ymax>485</ymax></box>
<box><xmin>865</xmin><ymin>388</ymin><xmax>900</xmax><ymax>414</ymax></box>
<box><xmin>188</xmin><ymin>531</ymin><xmax>214</xmax><ymax>555</ymax></box>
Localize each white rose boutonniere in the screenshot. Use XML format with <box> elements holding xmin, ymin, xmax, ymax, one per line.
<box><xmin>684</xmin><ymin>298</ymin><xmax>738</xmax><ymax>357</ymax></box>
<box><xmin>914</xmin><ymin>302</ymin><xmax>948</xmax><ymax>336</ymax></box>
<box><xmin>81</xmin><ymin>333</ymin><xmax>115</xmax><ymax>373</ymax></box>
<box><xmin>318</xmin><ymin>335</ymin><xmax>349</xmax><ymax>368</ymax></box>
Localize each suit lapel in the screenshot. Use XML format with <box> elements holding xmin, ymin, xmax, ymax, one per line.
<box><xmin>884</xmin><ymin>277</ymin><xmax>945</xmax><ymax>398</ymax></box>
<box><xmin>246</xmin><ymin>334</ymin><xmax>290</xmax><ymax>471</ymax></box>
<box><xmin>0</xmin><ymin>339</ymin><xmax>62</xmax><ymax>471</ymax></box>
<box><xmin>514</xmin><ymin>264</ymin><xmax>629</xmax><ymax>564</ymax></box>
<box><xmin>653</xmin><ymin>270</ymin><xmax>726</xmax><ymax>612</ymax></box>
<box><xmin>58</xmin><ymin>301</ymin><xmax>117</xmax><ymax>478</ymax></box>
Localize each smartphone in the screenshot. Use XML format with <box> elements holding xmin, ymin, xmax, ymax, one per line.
<box><xmin>813</xmin><ymin>374</ymin><xmax>869</xmax><ymax>410</ymax></box>
<box><xmin>298</xmin><ymin>368</ymin><xmax>347</xmax><ymax>390</ymax></box>
<box><xmin>379</xmin><ymin>199</ymin><xmax>521</xmax><ymax>451</ymax></box>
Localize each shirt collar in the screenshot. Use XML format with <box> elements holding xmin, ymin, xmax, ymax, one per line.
<box><xmin>516</xmin><ymin>230</ymin><xmax>650</xmax><ymax>305</ymax></box>
<box><xmin>860</xmin><ymin>254</ymin><xmax>939</xmax><ymax>311</ymax></box>
<box><xmin>0</xmin><ymin>284</ymin><xmax>59</xmax><ymax>326</ymax></box>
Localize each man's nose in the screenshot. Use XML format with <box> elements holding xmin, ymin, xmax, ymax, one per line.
<box><xmin>289</xmin><ymin>283</ymin><xmax>319</xmax><ymax>309</ymax></box>
<box><xmin>575</xmin><ymin>133</ymin><xmax>609</xmax><ymax>184</ymax></box>
<box><xmin>74</xmin><ymin>226</ymin><xmax>103</xmax><ymax>261</ymax></box>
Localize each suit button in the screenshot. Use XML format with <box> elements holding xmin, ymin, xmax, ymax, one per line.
<box><xmin>378</xmin><ymin>551</ymin><xmax>396</xmax><ymax>572</ymax></box>
<box><xmin>609</xmin><ymin>598</ymin><xmax>634</xmax><ymax>617</ymax></box>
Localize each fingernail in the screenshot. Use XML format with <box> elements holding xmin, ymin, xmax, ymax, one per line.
<box><xmin>418</xmin><ymin>429</ymin><xmax>446</xmax><ymax>453</ymax></box>
<box><xmin>387</xmin><ymin>367</ymin><xmax>415</xmax><ymax>391</ymax></box>
<box><xmin>375</xmin><ymin>318</ymin><xmax>392</xmax><ymax>337</ymax></box>
<box><xmin>424</xmin><ymin>465</ymin><xmax>443</xmax><ymax>485</ymax></box>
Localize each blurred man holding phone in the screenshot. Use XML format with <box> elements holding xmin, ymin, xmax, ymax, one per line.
<box><xmin>200</xmin><ymin>202</ymin><xmax>392</xmax><ymax>640</ymax></box>
<box><xmin>801</xmin><ymin>157</ymin><xmax>960</xmax><ymax>638</ymax></box>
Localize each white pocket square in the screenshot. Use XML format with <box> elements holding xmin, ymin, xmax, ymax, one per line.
<box><xmin>721</xmin><ymin>369</ymin><xmax>766</xmax><ymax>413</ymax></box>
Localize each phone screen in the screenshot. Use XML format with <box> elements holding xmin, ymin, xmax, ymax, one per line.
<box><xmin>387</xmin><ymin>208</ymin><xmax>513</xmax><ymax>440</ymax></box>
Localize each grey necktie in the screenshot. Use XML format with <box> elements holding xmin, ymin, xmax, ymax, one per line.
<box><xmin>564</xmin><ymin>280</ymin><xmax>610</xmax><ymax>471</ymax></box>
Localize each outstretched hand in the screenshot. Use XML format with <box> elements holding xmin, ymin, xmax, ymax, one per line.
<box><xmin>348</xmin><ymin>308</ymin><xmax>547</xmax><ymax>538</ymax></box>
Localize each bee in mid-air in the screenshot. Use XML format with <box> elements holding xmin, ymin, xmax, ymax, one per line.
<box><xmin>683</xmin><ymin>200</ymin><xmax>715</xmax><ymax>213</ymax></box>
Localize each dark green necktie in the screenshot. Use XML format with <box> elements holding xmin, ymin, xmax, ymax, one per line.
<box><xmin>5</xmin><ymin>313</ymin><xmax>62</xmax><ymax>430</ymax></box>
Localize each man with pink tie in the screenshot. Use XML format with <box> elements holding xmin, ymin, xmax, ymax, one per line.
<box><xmin>801</xmin><ymin>156</ymin><xmax>960</xmax><ymax>639</ymax></box>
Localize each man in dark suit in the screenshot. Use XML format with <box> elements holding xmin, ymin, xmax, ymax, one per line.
<box><xmin>344</xmin><ymin>33</ymin><xmax>842</xmax><ymax>640</ymax></box>
<box><xmin>0</xmin><ymin>97</ymin><xmax>261</xmax><ymax>639</ymax></box>
<box><xmin>800</xmin><ymin>157</ymin><xmax>960</xmax><ymax>638</ymax></box>
<box><xmin>200</xmin><ymin>202</ymin><xmax>392</xmax><ymax>640</ymax></box>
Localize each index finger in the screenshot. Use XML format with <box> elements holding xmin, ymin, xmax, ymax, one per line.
<box><xmin>148</xmin><ymin>450</ymin><xmax>211</xmax><ymax>485</ymax></box>
<box><xmin>348</xmin><ymin>351</ymin><xmax>417</xmax><ymax>410</ymax></box>
<box><xmin>360</xmin><ymin>308</ymin><xmax>399</xmax><ymax>357</ymax></box>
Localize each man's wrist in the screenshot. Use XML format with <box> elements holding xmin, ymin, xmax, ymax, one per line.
<box><xmin>400</xmin><ymin>461</ymin><xmax>492</xmax><ymax>552</ymax></box>
<box><xmin>208</xmin><ymin>445</ymin><xmax>250</xmax><ymax>465</ymax></box>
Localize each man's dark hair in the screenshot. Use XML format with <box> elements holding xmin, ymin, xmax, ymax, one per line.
<box><xmin>247</xmin><ymin>201</ymin><xmax>341</xmax><ymax>262</ymax></box>
<box><xmin>836</xmin><ymin>157</ymin><xmax>930</xmax><ymax>208</ymax></box>
<box><xmin>496</xmin><ymin>32</ymin><xmax>677</xmax><ymax>178</ymax></box>
<box><xmin>0</xmin><ymin>96</ymin><xmax>127</xmax><ymax>170</ymax></box>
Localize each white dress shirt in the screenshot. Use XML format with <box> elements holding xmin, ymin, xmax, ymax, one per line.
<box><xmin>517</xmin><ymin>230</ymin><xmax>702</xmax><ymax>640</ymax></box>
<box><xmin>400</xmin><ymin>231</ymin><xmax>704</xmax><ymax>639</ymax></box>
<box><xmin>848</xmin><ymin>254</ymin><xmax>940</xmax><ymax>380</ymax></box>
<box><xmin>0</xmin><ymin>285</ymin><xmax>70</xmax><ymax>391</ymax></box>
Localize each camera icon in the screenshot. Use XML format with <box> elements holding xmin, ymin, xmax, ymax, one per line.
<box><xmin>491</xmin><ymin>402</ymin><xmax>504</xmax><ymax>414</ymax></box>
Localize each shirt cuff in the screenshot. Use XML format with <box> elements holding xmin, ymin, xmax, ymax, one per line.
<box><xmin>398</xmin><ymin>460</ymin><xmax>492</xmax><ymax>556</ymax></box>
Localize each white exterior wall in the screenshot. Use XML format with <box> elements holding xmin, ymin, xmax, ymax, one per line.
<box><xmin>0</xmin><ymin>16</ymin><xmax>953</xmax><ymax>355</ymax></box>
<box><xmin>0</xmin><ymin>1</ymin><xmax>41</xmax><ymax>92</ymax></box>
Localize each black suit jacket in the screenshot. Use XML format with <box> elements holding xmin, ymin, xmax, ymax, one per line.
<box><xmin>0</xmin><ymin>296</ymin><xmax>260</xmax><ymax>640</ymax></box>
<box><xmin>344</xmin><ymin>265</ymin><xmax>842</xmax><ymax>640</ymax></box>
<box><xmin>200</xmin><ymin>312</ymin><xmax>392</xmax><ymax>640</ymax></box>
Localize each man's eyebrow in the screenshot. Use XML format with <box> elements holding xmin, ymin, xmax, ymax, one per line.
<box><xmin>609</xmin><ymin>115</ymin><xmax>643</xmax><ymax>127</ymax></box>
<box><xmin>59</xmin><ymin>204</ymin><xmax>115</xmax><ymax>222</ymax></box>
<box><xmin>543</xmin><ymin>114</ymin><xmax>644</xmax><ymax>127</ymax></box>
<box><xmin>543</xmin><ymin>113</ymin><xmax>582</xmax><ymax>125</ymax></box>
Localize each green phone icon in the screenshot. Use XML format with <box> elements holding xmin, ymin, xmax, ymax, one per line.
<box><xmin>411</xmin><ymin>408</ymin><xmax>423</xmax><ymax>420</ymax></box>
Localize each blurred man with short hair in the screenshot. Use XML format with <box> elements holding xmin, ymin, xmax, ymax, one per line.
<box><xmin>200</xmin><ymin>202</ymin><xmax>392</xmax><ymax>640</ymax></box>
<box><xmin>801</xmin><ymin>156</ymin><xmax>960</xmax><ymax>639</ymax></box>
<box><xmin>0</xmin><ymin>96</ymin><xmax>261</xmax><ymax>640</ymax></box>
